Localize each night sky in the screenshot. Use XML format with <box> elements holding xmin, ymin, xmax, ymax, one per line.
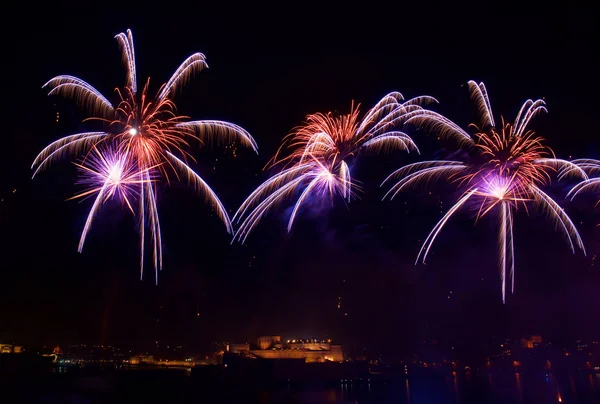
<box><xmin>1</xmin><ymin>2</ymin><xmax>599</xmax><ymax>355</ymax></box>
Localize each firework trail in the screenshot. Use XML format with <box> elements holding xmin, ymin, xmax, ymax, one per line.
<box><xmin>383</xmin><ymin>81</ymin><xmax>586</xmax><ymax>302</ymax></box>
<box><xmin>33</xmin><ymin>29</ymin><xmax>257</xmax><ymax>282</ymax></box>
<box><xmin>232</xmin><ymin>94</ymin><xmax>437</xmax><ymax>243</ymax></box>
<box><xmin>566</xmin><ymin>159</ymin><xmax>600</xmax><ymax>204</ymax></box>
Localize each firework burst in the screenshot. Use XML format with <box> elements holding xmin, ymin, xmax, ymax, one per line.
<box><xmin>383</xmin><ymin>81</ymin><xmax>586</xmax><ymax>302</ymax></box>
<box><xmin>232</xmin><ymin>94</ymin><xmax>436</xmax><ymax>243</ymax></box>
<box><xmin>68</xmin><ymin>145</ymin><xmax>156</xmax><ymax>251</ymax></box>
<box><xmin>33</xmin><ymin>29</ymin><xmax>257</xmax><ymax>282</ymax></box>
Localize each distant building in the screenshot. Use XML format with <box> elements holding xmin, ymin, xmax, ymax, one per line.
<box><xmin>228</xmin><ymin>344</ymin><xmax>251</xmax><ymax>354</ymax></box>
<box><xmin>0</xmin><ymin>344</ymin><xmax>23</xmax><ymax>354</ymax></box>
<box><xmin>129</xmin><ymin>354</ymin><xmax>197</xmax><ymax>367</ymax></box>
<box><xmin>227</xmin><ymin>336</ymin><xmax>343</xmax><ymax>363</ymax></box>
<box><xmin>258</xmin><ymin>336</ymin><xmax>281</xmax><ymax>350</ymax></box>
<box><xmin>520</xmin><ymin>335</ymin><xmax>542</xmax><ymax>349</ymax></box>
<box><xmin>129</xmin><ymin>355</ymin><xmax>157</xmax><ymax>365</ymax></box>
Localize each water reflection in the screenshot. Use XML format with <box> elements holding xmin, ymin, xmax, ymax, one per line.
<box><xmin>545</xmin><ymin>373</ymin><xmax>554</xmax><ymax>403</ymax></box>
<box><xmin>453</xmin><ymin>371</ymin><xmax>459</xmax><ymax>403</ymax></box>
<box><xmin>515</xmin><ymin>372</ymin><xmax>524</xmax><ymax>404</ymax></box>
<box><xmin>22</xmin><ymin>366</ymin><xmax>600</xmax><ymax>403</ymax></box>
<box><xmin>569</xmin><ymin>375</ymin><xmax>576</xmax><ymax>399</ymax></box>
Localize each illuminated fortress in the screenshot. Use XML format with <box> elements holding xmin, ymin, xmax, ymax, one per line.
<box><xmin>227</xmin><ymin>336</ymin><xmax>343</xmax><ymax>363</ymax></box>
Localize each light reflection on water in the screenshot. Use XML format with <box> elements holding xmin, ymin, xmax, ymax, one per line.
<box><xmin>31</xmin><ymin>368</ymin><xmax>600</xmax><ymax>403</ymax></box>
<box><xmin>453</xmin><ymin>371</ymin><xmax>459</xmax><ymax>403</ymax></box>
<box><xmin>515</xmin><ymin>372</ymin><xmax>524</xmax><ymax>404</ymax></box>
<box><xmin>339</xmin><ymin>371</ymin><xmax>600</xmax><ymax>403</ymax></box>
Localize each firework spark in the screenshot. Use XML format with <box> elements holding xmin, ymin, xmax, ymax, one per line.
<box><xmin>68</xmin><ymin>145</ymin><xmax>156</xmax><ymax>252</ymax></box>
<box><xmin>383</xmin><ymin>81</ymin><xmax>586</xmax><ymax>302</ymax></box>
<box><xmin>232</xmin><ymin>94</ymin><xmax>436</xmax><ymax>243</ymax></box>
<box><xmin>33</xmin><ymin>29</ymin><xmax>257</xmax><ymax>282</ymax></box>
<box><xmin>566</xmin><ymin>159</ymin><xmax>600</xmax><ymax>201</ymax></box>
